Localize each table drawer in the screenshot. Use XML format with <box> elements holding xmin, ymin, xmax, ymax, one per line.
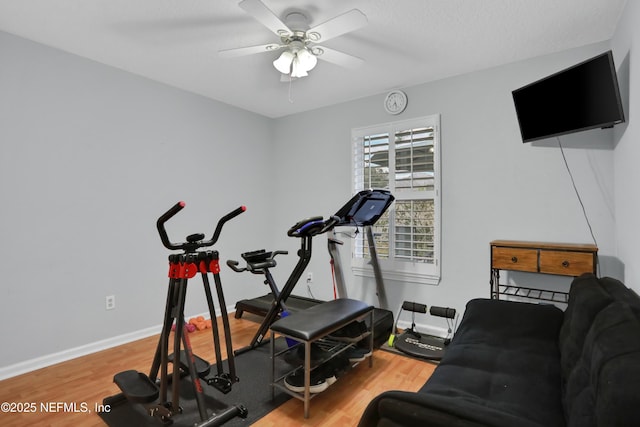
<box><xmin>539</xmin><ymin>250</ymin><xmax>594</xmax><ymax>276</ymax></box>
<box><xmin>492</xmin><ymin>247</ymin><xmax>538</xmax><ymax>272</ymax></box>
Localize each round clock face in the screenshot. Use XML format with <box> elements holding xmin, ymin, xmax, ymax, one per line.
<box><xmin>384</xmin><ymin>90</ymin><xmax>408</xmax><ymax>115</ymax></box>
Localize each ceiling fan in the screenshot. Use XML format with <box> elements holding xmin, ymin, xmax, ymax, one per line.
<box><xmin>219</xmin><ymin>0</ymin><xmax>368</xmax><ymax>79</ymax></box>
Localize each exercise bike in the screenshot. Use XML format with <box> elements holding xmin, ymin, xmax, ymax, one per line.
<box><xmin>227</xmin><ymin>249</ymin><xmax>289</xmax><ymax>315</ymax></box>
<box><xmin>103</xmin><ymin>201</ymin><xmax>248</xmax><ymax>427</ymax></box>
<box><xmin>230</xmin><ymin>215</ymin><xmax>339</xmax><ymax>355</ymax></box>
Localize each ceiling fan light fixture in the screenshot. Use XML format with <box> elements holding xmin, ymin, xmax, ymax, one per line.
<box><xmin>291</xmin><ymin>56</ymin><xmax>309</xmax><ymax>78</ymax></box>
<box><xmin>227</xmin><ymin>2</ymin><xmax>369</xmax><ymax>81</ymax></box>
<box><xmin>273</xmin><ymin>50</ymin><xmax>295</xmax><ymax>74</ymax></box>
<box><xmin>297</xmin><ymin>47</ymin><xmax>317</xmax><ymax>71</ymax></box>
<box><xmin>273</xmin><ymin>46</ymin><xmax>317</xmax><ymax>78</ymax></box>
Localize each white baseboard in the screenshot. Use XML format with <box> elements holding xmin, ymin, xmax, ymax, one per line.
<box><xmin>1</xmin><ymin>309</ymin><xmax>449</xmax><ymax>381</ymax></box>
<box><xmin>0</xmin><ymin>308</ymin><xmax>233</xmax><ymax>381</ymax></box>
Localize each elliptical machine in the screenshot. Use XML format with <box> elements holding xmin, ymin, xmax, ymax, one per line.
<box><xmin>103</xmin><ymin>201</ymin><xmax>248</xmax><ymax>427</ymax></box>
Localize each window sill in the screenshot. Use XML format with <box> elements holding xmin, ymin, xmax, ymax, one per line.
<box><xmin>352</xmin><ymin>263</ymin><xmax>440</xmax><ymax>286</ymax></box>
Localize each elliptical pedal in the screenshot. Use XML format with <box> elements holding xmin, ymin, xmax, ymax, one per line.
<box><xmin>205</xmin><ymin>373</ymin><xmax>234</xmax><ymax>394</ymax></box>
<box><xmin>168</xmin><ymin>350</ymin><xmax>211</xmax><ymax>378</ymax></box>
<box><xmin>168</xmin><ymin>350</ymin><xmax>235</xmax><ymax>394</ymax></box>
<box><xmin>113</xmin><ymin>370</ymin><xmax>159</xmax><ymax>403</ymax></box>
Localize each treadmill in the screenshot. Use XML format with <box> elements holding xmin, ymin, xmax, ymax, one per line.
<box><xmin>233</xmin><ymin>189</ymin><xmax>395</xmax><ymax>345</ymax></box>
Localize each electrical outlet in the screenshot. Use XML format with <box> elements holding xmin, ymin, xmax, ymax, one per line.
<box><xmin>306</xmin><ymin>272</ymin><xmax>313</xmax><ymax>283</ymax></box>
<box><xmin>106</xmin><ymin>295</ymin><xmax>115</xmax><ymax>310</ymax></box>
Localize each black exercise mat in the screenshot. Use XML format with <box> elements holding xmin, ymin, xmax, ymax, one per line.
<box><xmin>99</xmin><ymin>339</ymin><xmax>292</xmax><ymax>426</ymax></box>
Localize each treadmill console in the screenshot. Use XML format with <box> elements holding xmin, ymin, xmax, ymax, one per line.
<box><xmin>334</xmin><ymin>189</ymin><xmax>395</xmax><ymax>227</ymax></box>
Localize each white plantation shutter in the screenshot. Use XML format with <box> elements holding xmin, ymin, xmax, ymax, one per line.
<box><xmin>352</xmin><ymin>115</ymin><xmax>441</xmax><ymax>285</ymax></box>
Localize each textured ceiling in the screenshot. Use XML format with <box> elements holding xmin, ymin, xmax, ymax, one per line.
<box><xmin>0</xmin><ymin>0</ymin><xmax>627</xmax><ymax>118</ymax></box>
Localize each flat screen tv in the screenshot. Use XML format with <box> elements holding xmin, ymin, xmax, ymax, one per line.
<box><xmin>512</xmin><ymin>50</ymin><xmax>625</xmax><ymax>143</ymax></box>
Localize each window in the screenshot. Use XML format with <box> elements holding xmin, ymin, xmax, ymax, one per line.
<box><xmin>352</xmin><ymin>115</ymin><xmax>440</xmax><ymax>285</ymax></box>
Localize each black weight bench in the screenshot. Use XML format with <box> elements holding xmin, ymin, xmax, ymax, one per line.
<box><xmin>270</xmin><ymin>298</ymin><xmax>374</xmax><ymax>418</ymax></box>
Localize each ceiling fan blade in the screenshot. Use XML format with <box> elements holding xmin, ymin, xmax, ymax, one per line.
<box><xmin>239</xmin><ymin>0</ymin><xmax>292</xmax><ymax>37</ymax></box>
<box><xmin>315</xmin><ymin>46</ymin><xmax>364</xmax><ymax>69</ymax></box>
<box><xmin>219</xmin><ymin>43</ymin><xmax>282</xmax><ymax>58</ymax></box>
<box><xmin>307</xmin><ymin>9</ymin><xmax>368</xmax><ymax>43</ymax></box>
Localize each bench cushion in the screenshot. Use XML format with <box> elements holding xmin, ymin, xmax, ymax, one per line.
<box><xmin>270</xmin><ymin>298</ymin><xmax>373</xmax><ymax>341</ymax></box>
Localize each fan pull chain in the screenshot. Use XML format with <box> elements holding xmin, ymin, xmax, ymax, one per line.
<box><xmin>288</xmin><ymin>75</ymin><xmax>294</xmax><ymax>104</ymax></box>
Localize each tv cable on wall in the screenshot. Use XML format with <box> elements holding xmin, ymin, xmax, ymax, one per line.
<box><xmin>556</xmin><ymin>137</ymin><xmax>598</xmax><ymax>248</ymax></box>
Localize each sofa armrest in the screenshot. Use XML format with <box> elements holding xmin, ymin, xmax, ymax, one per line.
<box><xmin>358</xmin><ymin>388</ymin><xmax>562</xmax><ymax>427</ymax></box>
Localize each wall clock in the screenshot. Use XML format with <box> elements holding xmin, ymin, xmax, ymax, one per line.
<box><xmin>384</xmin><ymin>90</ymin><xmax>408</xmax><ymax>115</ymax></box>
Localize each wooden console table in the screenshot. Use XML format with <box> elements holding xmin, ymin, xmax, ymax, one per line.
<box><xmin>490</xmin><ymin>240</ymin><xmax>598</xmax><ymax>304</ymax></box>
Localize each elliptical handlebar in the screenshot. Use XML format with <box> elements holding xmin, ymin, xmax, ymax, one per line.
<box><xmin>157</xmin><ymin>201</ymin><xmax>186</xmax><ymax>250</ymax></box>
<box><xmin>156</xmin><ymin>201</ymin><xmax>246</xmax><ymax>251</ymax></box>
<box><xmin>210</xmin><ymin>206</ymin><xmax>247</xmax><ymax>246</ymax></box>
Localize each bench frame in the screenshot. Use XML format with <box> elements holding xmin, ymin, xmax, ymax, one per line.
<box><xmin>270</xmin><ymin>299</ymin><xmax>374</xmax><ymax>418</ymax></box>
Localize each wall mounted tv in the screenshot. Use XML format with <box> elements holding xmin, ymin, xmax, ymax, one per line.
<box><xmin>512</xmin><ymin>50</ymin><xmax>625</xmax><ymax>143</ymax></box>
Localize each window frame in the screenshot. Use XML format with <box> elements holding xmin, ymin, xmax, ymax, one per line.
<box><xmin>351</xmin><ymin>115</ymin><xmax>441</xmax><ymax>285</ymax></box>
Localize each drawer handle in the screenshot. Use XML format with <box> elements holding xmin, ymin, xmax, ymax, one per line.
<box><xmin>511</xmin><ymin>256</ymin><xmax>518</xmax><ymax>263</ymax></box>
<box><xmin>562</xmin><ymin>260</ymin><xmax>570</xmax><ymax>268</ymax></box>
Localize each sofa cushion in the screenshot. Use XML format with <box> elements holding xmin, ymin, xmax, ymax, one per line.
<box><xmin>417</xmin><ymin>298</ymin><xmax>565</xmax><ymax>427</ymax></box>
<box><xmin>564</xmin><ymin>300</ymin><xmax>640</xmax><ymax>427</ymax></box>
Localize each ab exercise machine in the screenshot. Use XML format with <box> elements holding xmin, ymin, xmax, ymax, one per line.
<box><xmin>103</xmin><ymin>202</ymin><xmax>248</xmax><ymax>427</ymax></box>
<box><xmin>389</xmin><ymin>301</ymin><xmax>458</xmax><ymax>361</ymax></box>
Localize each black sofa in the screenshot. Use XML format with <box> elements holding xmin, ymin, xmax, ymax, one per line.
<box><xmin>358</xmin><ymin>274</ymin><xmax>640</xmax><ymax>427</ymax></box>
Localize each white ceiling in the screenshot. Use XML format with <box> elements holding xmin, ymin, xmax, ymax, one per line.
<box><xmin>0</xmin><ymin>0</ymin><xmax>627</xmax><ymax>118</ymax></box>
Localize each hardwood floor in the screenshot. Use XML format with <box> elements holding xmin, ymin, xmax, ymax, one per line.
<box><xmin>0</xmin><ymin>314</ymin><xmax>435</xmax><ymax>427</ymax></box>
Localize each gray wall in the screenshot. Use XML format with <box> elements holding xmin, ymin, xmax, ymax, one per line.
<box><xmin>0</xmin><ymin>31</ymin><xmax>274</xmax><ymax>372</ymax></box>
<box><xmin>611</xmin><ymin>0</ymin><xmax>639</xmax><ymax>291</ymax></box>
<box><xmin>2</xmin><ymin>0</ymin><xmax>638</xmax><ymax>375</ymax></box>
<box><xmin>271</xmin><ymin>41</ymin><xmax>620</xmax><ymax>335</ymax></box>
